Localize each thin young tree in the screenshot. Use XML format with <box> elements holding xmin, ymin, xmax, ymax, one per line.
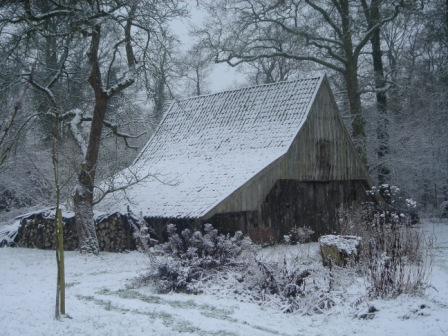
<box><xmin>25</xmin><ymin>40</ymin><xmax>70</xmax><ymax>319</ymax></box>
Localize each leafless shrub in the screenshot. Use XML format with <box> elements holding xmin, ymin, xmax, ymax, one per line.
<box><xmin>364</xmin><ymin>221</ymin><xmax>432</xmax><ymax>298</ymax></box>
<box><xmin>338</xmin><ymin>185</ymin><xmax>433</xmax><ymax>298</ymax></box>
<box><xmin>237</xmin><ymin>256</ymin><xmax>340</xmax><ymax>314</ymax></box>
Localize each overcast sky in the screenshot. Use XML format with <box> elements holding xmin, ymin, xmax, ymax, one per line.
<box><xmin>170</xmin><ymin>4</ymin><xmax>247</xmax><ymax>93</ymax></box>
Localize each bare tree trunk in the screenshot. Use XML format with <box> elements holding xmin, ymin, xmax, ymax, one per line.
<box><xmin>153</xmin><ymin>76</ymin><xmax>166</xmax><ymax>121</ymax></box>
<box><xmin>73</xmin><ymin>25</ymin><xmax>105</xmax><ymax>255</ymax></box>
<box><xmin>340</xmin><ymin>0</ymin><xmax>367</xmax><ymax>161</ymax></box>
<box><xmin>195</xmin><ymin>68</ymin><xmax>201</xmax><ymax>96</ymax></box>
<box><xmin>153</xmin><ymin>47</ymin><xmax>167</xmax><ymax>121</ymax></box>
<box><xmin>344</xmin><ymin>64</ymin><xmax>366</xmax><ymax>159</ymax></box>
<box><xmin>52</xmin><ymin>105</ymin><xmax>65</xmax><ymax>318</ymax></box>
<box><xmin>368</xmin><ymin>0</ymin><xmax>390</xmax><ymax>184</ymax></box>
<box><xmin>73</xmin><ymin>16</ymin><xmax>136</xmax><ymax>254</ymax></box>
<box><xmin>55</xmin><ymin>208</ymin><xmax>65</xmax><ymax>316</ymax></box>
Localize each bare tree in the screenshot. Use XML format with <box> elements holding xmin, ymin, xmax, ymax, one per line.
<box><xmin>180</xmin><ymin>43</ymin><xmax>212</xmax><ymax>96</ymax></box>
<box><xmin>72</xmin><ymin>1</ymin><xmax>185</xmax><ymax>254</ymax></box>
<box><xmin>200</xmin><ymin>0</ymin><xmax>403</xmax><ymax>160</ymax></box>
<box><xmin>0</xmin><ymin>88</ymin><xmax>29</xmax><ymax>167</ymax></box>
<box><xmin>1</xmin><ymin>0</ymin><xmax>186</xmax><ymax>254</ymax></box>
<box><xmin>140</xmin><ymin>27</ymin><xmax>179</xmax><ymax>121</ymax></box>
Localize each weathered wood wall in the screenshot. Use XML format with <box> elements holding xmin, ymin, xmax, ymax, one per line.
<box><xmin>260</xmin><ymin>179</ymin><xmax>368</xmax><ymax>240</ymax></box>
<box><xmin>205</xmin><ymin>179</ymin><xmax>368</xmax><ymax>243</ymax></box>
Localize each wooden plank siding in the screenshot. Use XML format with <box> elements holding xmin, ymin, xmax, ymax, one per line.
<box><xmin>258</xmin><ymin>179</ymin><xmax>368</xmax><ymax>241</ymax></box>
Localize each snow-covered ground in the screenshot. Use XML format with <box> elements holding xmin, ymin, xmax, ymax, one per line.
<box><xmin>1</xmin><ymin>220</ymin><xmax>447</xmax><ymax>336</ymax></box>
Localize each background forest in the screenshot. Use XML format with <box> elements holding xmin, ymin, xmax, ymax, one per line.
<box><xmin>0</xmin><ymin>0</ymin><xmax>447</xmax><ymax>222</ymax></box>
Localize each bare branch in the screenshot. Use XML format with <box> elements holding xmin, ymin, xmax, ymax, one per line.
<box><xmin>218</xmin><ymin>50</ymin><xmax>345</xmax><ymax>73</ymax></box>
<box><xmin>102</xmin><ymin>120</ymin><xmax>145</xmax><ymax>149</ymax></box>
<box><xmin>304</xmin><ymin>0</ymin><xmax>343</xmax><ymax>39</ymax></box>
<box><xmin>354</xmin><ymin>1</ymin><xmax>403</xmax><ymax>59</ymax></box>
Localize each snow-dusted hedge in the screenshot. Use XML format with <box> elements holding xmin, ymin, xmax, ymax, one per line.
<box><xmin>143</xmin><ymin>223</ymin><xmax>252</xmax><ymax>294</ymax></box>
<box><xmin>138</xmin><ymin>224</ymin><xmax>342</xmax><ymax>314</ymax></box>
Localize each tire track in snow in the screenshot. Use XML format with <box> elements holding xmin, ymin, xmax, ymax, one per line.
<box><xmin>85</xmin><ymin>289</ymin><xmax>297</xmax><ymax>336</ymax></box>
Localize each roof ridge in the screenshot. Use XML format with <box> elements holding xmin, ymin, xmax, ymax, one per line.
<box><xmin>174</xmin><ymin>73</ymin><xmax>325</xmax><ymax>103</ymax></box>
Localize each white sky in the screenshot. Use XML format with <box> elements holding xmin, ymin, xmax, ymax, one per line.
<box><xmin>170</xmin><ymin>3</ymin><xmax>247</xmax><ymax>93</ymax></box>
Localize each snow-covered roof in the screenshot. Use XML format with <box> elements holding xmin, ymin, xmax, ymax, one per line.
<box><xmin>101</xmin><ymin>75</ymin><xmax>324</xmax><ymax>218</ymax></box>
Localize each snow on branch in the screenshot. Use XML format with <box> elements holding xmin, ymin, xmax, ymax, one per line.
<box><xmin>23</xmin><ymin>0</ymin><xmax>71</xmax><ymax>20</ymax></box>
<box><xmin>104</xmin><ymin>74</ymin><xmax>135</xmax><ymax>97</ymax></box>
<box><xmin>22</xmin><ymin>39</ymin><xmax>70</xmax><ymax>107</ymax></box>
<box><xmin>68</xmin><ymin>108</ymin><xmax>88</xmax><ymax>157</ymax></box>
<box><xmin>0</xmin><ymin>86</ymin><xmax>32</xmax><ymax>166</ymax></box>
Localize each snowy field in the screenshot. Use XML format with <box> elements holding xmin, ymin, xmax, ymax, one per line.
<box><xmin>1</xmin><ymin>220</ymin><xmax>447</xmax><ymax>336</ymax></box>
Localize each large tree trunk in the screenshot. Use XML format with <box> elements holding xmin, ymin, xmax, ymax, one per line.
<box><xmin>73</xmin><ymin>90</ymin><xmax>108</xmax><ymax>254</ymax></box>
<box><xmin>340</xmin><ymin>0</ymin><xmax>367</xmax><ymax>162</ymax></box>
<box><xmin>369</xmin><ymin>0</ymin><xmax>390</xmax><ymax>184</ymax></box>
<box><xmin>72</xmin><ymin>13</ymin><xmax>136</xmax><ymax>253</ymax></box>
<box><xmin>73</xmin><ymin>26</ymin><xmax>105</xmax><ymax>255</ymax></box>
<box><xmin>345</xmin><ymin>64</ymin><xmax>366</xmax><ymax>160</ymax></box>
<box><xmin>73</xmin><ymin>167</ymin><xmax>100</xmax><ymax>255</ymax></box>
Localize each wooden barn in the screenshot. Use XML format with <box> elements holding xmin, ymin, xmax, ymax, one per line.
<box><xmin>101</xmin><ymin>74</ymin><xmax>370</xmax><ymax>242</ymax></box>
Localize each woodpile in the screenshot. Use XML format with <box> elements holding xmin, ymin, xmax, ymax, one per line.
<box><xmin>96</xmin><ymin>213</ymin><xmax>136</xmax><ymax>252</ymax></box>
<box><xmin>16</xmin><ymin>211</ymin><xmax>78</xmax><ymax>250</ymax></box>
<box><xmin>14</xmin><ymin>210</ymin><xmax>139</xmax><ymax>252</ymax></box>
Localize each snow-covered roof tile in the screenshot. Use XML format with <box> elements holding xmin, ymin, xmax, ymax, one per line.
<box><xmin>100</xmin><ymin>75</ymin><xmax>324</xmax><ymax>218</ymax></box>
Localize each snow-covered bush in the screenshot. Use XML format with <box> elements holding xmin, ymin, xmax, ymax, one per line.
<box><xmin>366</xmin><ymin>184</ymin><xmax>419</xmax><ymax>225</ymax></box>
<box><xmin>143</xmin><ymin>223</ymin><xmax>253</xmax><ymax>294</ymax></box>
<box><xmin>137</xmin><ymin>224</ymin><xmax>355</xmax><ymax>315</ymax></box>
<box><xmin>364</xmin><ymin>223</ymin><xmax>432</xmax><ymax>298</ymax></box>
<box><xmin>126</xmin><ymin>213</ymin><xmax>158</xmax><ymax>251</ymax></box>
<box><xmin>162</xmin><ymin>223</ymin><xmax>250</xmax><ymax>264</ymax></box>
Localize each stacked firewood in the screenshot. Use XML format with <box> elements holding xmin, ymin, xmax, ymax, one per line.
<box><xmin>16</xmin><ymin>211</ymin><xmax>78</xmax><ymax>250</ymax></box>
<box><xmin>14</xmin><ymin>211</ymin><xmax>138</xmax><ymax>252</ymax></box>
<box><xmin>96</xmin><ymin>213</ymin><xmax>136</xmax><ymax>252</ymax></box>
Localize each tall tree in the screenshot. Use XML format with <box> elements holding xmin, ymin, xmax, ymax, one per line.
<box><xmin>72</xmin><ymin>1</ymin><xmax>185</xmax><ymax>254</ymax></box>
<box><xmin>361</xmin><ymin>0</ymin><xmax>390</xmax><ymax>183</ymax></box>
